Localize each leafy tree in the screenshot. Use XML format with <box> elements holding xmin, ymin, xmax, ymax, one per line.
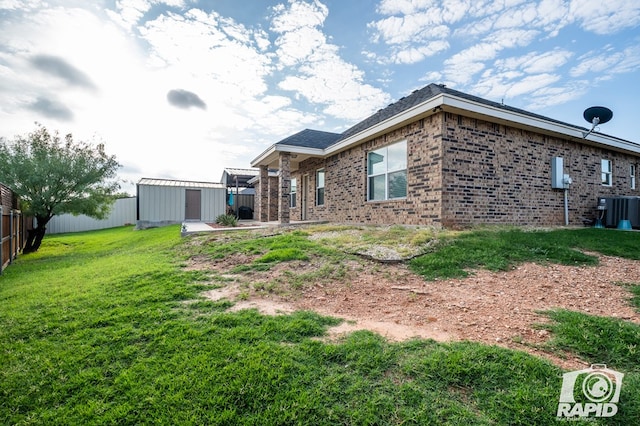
<box><xmin>0</xmin><ymin>124</ymin><xmax>120</xmax><ymax>253</ymax></box>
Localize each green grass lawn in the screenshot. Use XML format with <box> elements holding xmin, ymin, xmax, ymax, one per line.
<box><xmin>1</xmin><ymin>225</ymin><xmax>638</xmax><ymax>424</ymax></box>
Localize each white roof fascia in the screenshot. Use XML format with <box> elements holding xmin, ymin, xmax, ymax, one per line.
<box><xmin>325</xmin><ymin>95</ymin><xmax>445</xmax><ymax>156</ymax></box>
<box><xmin>441</xmin><ymin>95</ymin><xmax>640</xmax><ymax>155</ymax></box>
<box><xmin>250</xmin><ymin>144</ymin><xmax>277</xmax><ymax>167</ymax></box>
<box><xmin>250</xmin><ymin>144</ymin><xmax>324</xmax><ymax>167</ymax></box>
<box><xmin>256</xmin><ymin>91</ymin><xmax>639</xmax><ymax>165</ymax></box>
<box><xmin>276</xmin><ymin>144</ymin><xmax>325</xmax><ymax>156</ymax></box>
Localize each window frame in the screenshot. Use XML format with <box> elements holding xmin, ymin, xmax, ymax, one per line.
<box><xmin>601</xmin><ymin>159</ymin><xmax>612</xmax><ymax>187</ymax></box>
<box><xmin>316</xmin><ymin>169</ymin><xmax>325</xmax><ymax>206</ymax></box>
<box><xmin>631</xmin><ymin>164</ymin><xmax>637</xmax><ymax>190</ymax></box>
<box><xmin>367</xmin><ymin>140</ymin><xmax>408</xmax><ymax>201</ymax></box>
<box><xmin>290</xmin><ymin>177</ymin><xmax>297</xmax><ymax>208</ymax></box>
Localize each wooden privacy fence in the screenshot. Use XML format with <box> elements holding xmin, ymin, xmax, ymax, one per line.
<box><xmin>1</xmin><ymin>206</ymin><xmax>24</xmax><ymax>274</ymax></box>
<box><xmin>1</xmin><ymin>182</ymin><xmax>28</xmax><ymax>274</ymax></box>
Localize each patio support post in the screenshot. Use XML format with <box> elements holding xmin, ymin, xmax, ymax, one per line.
<box><xmin>259</xmin><ymin>166</ymin><xmax>269</xmax><ymax>222</ymax></box>
<box><xmin>278</xmin><ymin>152</ymin><xmax>291</xmax><ymax>224</ymax></box>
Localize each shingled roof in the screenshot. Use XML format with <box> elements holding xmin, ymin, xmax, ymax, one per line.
<box><xmin>252</xmin><ymin>82</ymin><xmax>638</xmax><ymax>168</ymax></box>
<box><xmin>337</xmin><ymin>83</ymin><xmax>587</xmax><ymax>143</ymax></box>
<box><xmin>275</xmin><ymin>128</ymin><xmax>341</xmax><ymax>149</ymax></box>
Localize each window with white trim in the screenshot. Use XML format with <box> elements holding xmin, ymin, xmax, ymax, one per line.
<box><xmin>316</xmin><ymin>169</ymin><xmax>325</xmax><ymax>206</ymax></box>
<box><xmin>601</xmin><ymin>159</ymin><xmax>612</xmax><ymax>186</ymax></box>
<box><xmin>290</xmin><ymin>178</ymin><xmax>297</xmax><ymax>207</ymax></box>
<box><xmin>631</xmin><ymin>165</ymin><xmax>636</xmax><ymax>190</ymax></box>
<box><xmin>367</xmin><ymin>140</ymin><xmax>407</xmax><ymax>201</ymax></box>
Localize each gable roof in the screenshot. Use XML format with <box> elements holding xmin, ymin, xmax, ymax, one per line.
<box><xmin>339</xmin><ymin>83</ymin><xmax>583</xmax><ymax>142</ymax></box>
<box><xmin>138</xmin><ymin>178</ymin><xmax>225</xmax><ymax>189</ymax></box>
<box><xmin>339</xmin><ymin>84</ymin><xmax>445</xmax><ymax>141</ymax></box>
<box><xmin>251</xmin><ymin>83</ymin><xmax>639</xmax><ymax>168</ymax></box>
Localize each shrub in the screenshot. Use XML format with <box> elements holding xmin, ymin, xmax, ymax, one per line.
<box><xmin>215</xmin><ymin>214</ymin><xmax>238</xmax><ymax>227</ymax></box>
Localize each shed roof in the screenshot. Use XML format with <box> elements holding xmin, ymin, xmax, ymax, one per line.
<box><xmin>138</xmin><ymin>178</ymin><xmax>225</xmax><ymax>189</ymax></box>
<box><xmin>221</xmin><ymin>168</ymin><xmax>259</xmax><ymax>187</ymax></box>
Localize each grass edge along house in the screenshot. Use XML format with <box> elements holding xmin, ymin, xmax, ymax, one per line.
<box><xmin>250</xmin><ymin>83</ymin><xmax>640</xmax><ymax>228</ymax></box>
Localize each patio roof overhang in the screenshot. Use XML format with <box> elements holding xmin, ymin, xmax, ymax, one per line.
<box><xmin>250</xmin><ymin>144</ymin><xmax>325</xmax><ymax>170</ymax></box>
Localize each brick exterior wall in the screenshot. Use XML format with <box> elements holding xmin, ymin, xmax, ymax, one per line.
<box><xmin>440</xmin><ymin>113</ymin><xmax>639</xmax><ymax>227</ymax></box>
<box><xmin>257</xmin><ymin>166</ymin><xmax>269</xmax><ymax>221</ymax></box>
<box><xmin>268</xmin><ymin>176</ymin><xmax>279</xmax><ymax>221</ymax></box>
<box><xmin>278</xmin><ymin>153</ymin><xmax>290</xmax><ymax>224</ymax></box>
<box><xmin>257</xmin><ymin>112</ymin><xmax>640</xmax><ymax>227</ymax></box>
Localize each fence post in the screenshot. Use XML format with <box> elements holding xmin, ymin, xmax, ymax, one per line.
<box><xmin>16</xmin><ymin>210</ymin><xmax>21</xmax><ymax>260</ymax></box>
<box><xmin>9</xmin><ymin>208</ymin><xmax>14</xmax><ymax>264</ymax></box>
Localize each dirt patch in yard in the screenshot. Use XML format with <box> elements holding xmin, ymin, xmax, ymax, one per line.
<box><xmin>191</xmin><ymin>232</ymin><xmax>640</xmax><ymax>370</ymax></box>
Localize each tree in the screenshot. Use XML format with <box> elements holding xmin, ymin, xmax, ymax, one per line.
<box><xmin>0</xmin><ymin>124</ymin><xmax>121</xmax><ymax>253</ymax></box>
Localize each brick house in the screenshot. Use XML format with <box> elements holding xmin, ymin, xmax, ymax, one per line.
<box><xmin>250</xmin><ymin>83</ymin><xmax>640</xmax><ymax>228</ymax></box>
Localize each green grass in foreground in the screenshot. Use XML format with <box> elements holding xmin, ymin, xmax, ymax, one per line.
<box><xmin>1</xmin><ymin>225</ymin><xmax>639</xmax><ymax>424</ymax></box>
<box><xmin>409</xmin><ymin>227</ymin><xmax>639</xmax><ymax>280</ymax></box>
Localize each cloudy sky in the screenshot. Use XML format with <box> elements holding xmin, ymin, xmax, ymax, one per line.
<box><xmin>1</xmin><ymin>0</ymin><xmax>639</xmax><ymax>194</ymax></box>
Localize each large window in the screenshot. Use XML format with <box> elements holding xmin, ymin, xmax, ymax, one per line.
<box><xmin>316</xmin><ymin>169</ymin><xmax>325</xmax><ymax>206</ymax></box>
<box><xmin>367</xmin><ymin>140</ymin><xmax>407</xmax><ymax>201</ymax></box>
<box><xmin>631</xmin><ymin>165</ymin><xmax>637</xmax><ymax>190</ymax></box>
<box><xmin>290</xmin><ymin>178</ymin><xmax>297</xmax><ymax>207</ymax></box>
<box><xmin>601</xmin><ymin>159</ymin><xmax>612</xmax><ymax>186</ymax></box>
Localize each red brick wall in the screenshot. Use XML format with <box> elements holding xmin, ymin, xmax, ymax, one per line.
<box><xmin>440</xmin><ymin>113</ymin><xmax>639</xmax><ymax>227</ymax></box>
<box><xmin>266</xmin><ymin>111</ymin><xmax>639</xmax><ymax>227</ymax></box>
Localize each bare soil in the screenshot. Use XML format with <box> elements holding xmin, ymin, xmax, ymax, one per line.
<box><xmin>192</xmin><ymin>239</ymin><xmax>640</xmax><ymax>370</ymax></box>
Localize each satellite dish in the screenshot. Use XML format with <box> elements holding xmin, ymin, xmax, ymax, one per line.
<box><xmin>582</xmin><ymin>106</ymin><xmax>613</xmax><ymax>138</ymax></box>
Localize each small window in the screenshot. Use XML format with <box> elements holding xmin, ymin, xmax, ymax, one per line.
<box><xmin>631</xmin><ymin>165</ymin><xmax>637</xmax><ymax>190</ymax></box>
<box><xmin>290</xmin><ymin>178</ymin><xmax>297</xmax><ymax>208</ymax></box>
<box><xmin>601</xmin><ymin>159</ymin><xmax>612</xmax><ymax>186</ymax></box>
<box><xmin>367</xmin><ymin>140</ymin><xmax>407</xmax><ymax>201</ymax></box>
<box><xmin>316</xmin><ymin>169</ymin><xmax>325</xmax><ymax>206</ymax></box>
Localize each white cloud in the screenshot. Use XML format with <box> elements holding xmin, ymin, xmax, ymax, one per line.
<box><xmin>367</xmin><ymin>2</ymin><xmax>459</xmax><ymax>65</ymax></box>
<box><xmin>391</xmin><ymin>41</ymin><xmax>449</xmax><ymax>64</ymax></box>
<box><xmin>140</xmin><ymin>8</ymin><xmax>272</xmax><ymax>98</ymax></box>
<box><xmin>108</xmin><ymin>0</ymin><xmax>151</xmax><ymax>30</ymax></box>
<box><xmin>271</xmin><ymin>0</ymin><xmax>390</xmax><ymax>121</ymax></box>
<box><xmin>368</xmin><ymin>13</ymin><xmax>449</xmax><ymax>45</ymax></box>
<box><xmin>526</xmin><ymin>81</ymin><xmax>590</xmax><ymax>109</ymax></box>
<box><xmin>571</xmin><ymin>44</ymin><xmax>640</xmax><ymax>78</ymax></box>
<box><xmin>442</xmin><ymin>29</ymin><xmax>538</xmax><ymax>84</ymax></box>
<box><xmin>376</xmin><ymin>0</ymin><xmax>437</xmax><ymax>16</ymax></box>
<box><xmin>495</xmin><ymin>49</ymin><xmax>573</xmax><ymax>74</ymax></box>
<box><xmin>569</xmin><ymin>0</ymin><xmax>640</xmax><ymax>34</ymax></box>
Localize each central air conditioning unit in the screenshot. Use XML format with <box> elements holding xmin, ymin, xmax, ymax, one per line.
<box><xmin>602</xmin><ymin>196</ymin><xmax>640</xmax><ymax>228</ymax></box>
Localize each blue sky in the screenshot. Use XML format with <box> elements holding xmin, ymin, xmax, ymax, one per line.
<box><xmin>1</xmin><ymin>0</ymin><xmax>639</xmax><ymax>193</ymax></box>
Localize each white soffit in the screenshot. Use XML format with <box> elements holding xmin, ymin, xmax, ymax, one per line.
<box><xmin>255</xmin><ymin>91</ymin><xmax>640</xmax><ymax>166</ymax></box>
<box><xmin>441</xmin><ymin>95</ymin><xmax>640</xmax><ymax>155</ymax></box>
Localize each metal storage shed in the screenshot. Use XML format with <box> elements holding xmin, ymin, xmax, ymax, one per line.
<box><xmin>136</xmin><ymin>178</ymin><xmax>226</xmax><ymax>229</ymax></box>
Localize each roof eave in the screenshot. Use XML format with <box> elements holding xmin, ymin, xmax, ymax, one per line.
<box><xmin>441</xmin><ymin>95</ymin><xmax>640</xmax><ymax>155</ymax></box>
<box><xmin>325</xmin><ymin>95</ymin><xmax>446</xmax><ymax>156</ymax></box>
<box><xmin>251</xmin><ymin>144</ymin><xmax>325</xmax><ymax>167</ymax></box>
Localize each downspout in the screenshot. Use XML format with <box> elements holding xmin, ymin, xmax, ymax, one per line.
<box><xmin>563</xmin><ymin>174</ymin><xmax>572</xmax><ymax>226</ymax></box>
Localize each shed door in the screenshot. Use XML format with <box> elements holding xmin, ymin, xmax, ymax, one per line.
<box><xmin>185</xmin><ymin>189</ymin><xmax>201</xmax><ymax>221</ymax></box>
